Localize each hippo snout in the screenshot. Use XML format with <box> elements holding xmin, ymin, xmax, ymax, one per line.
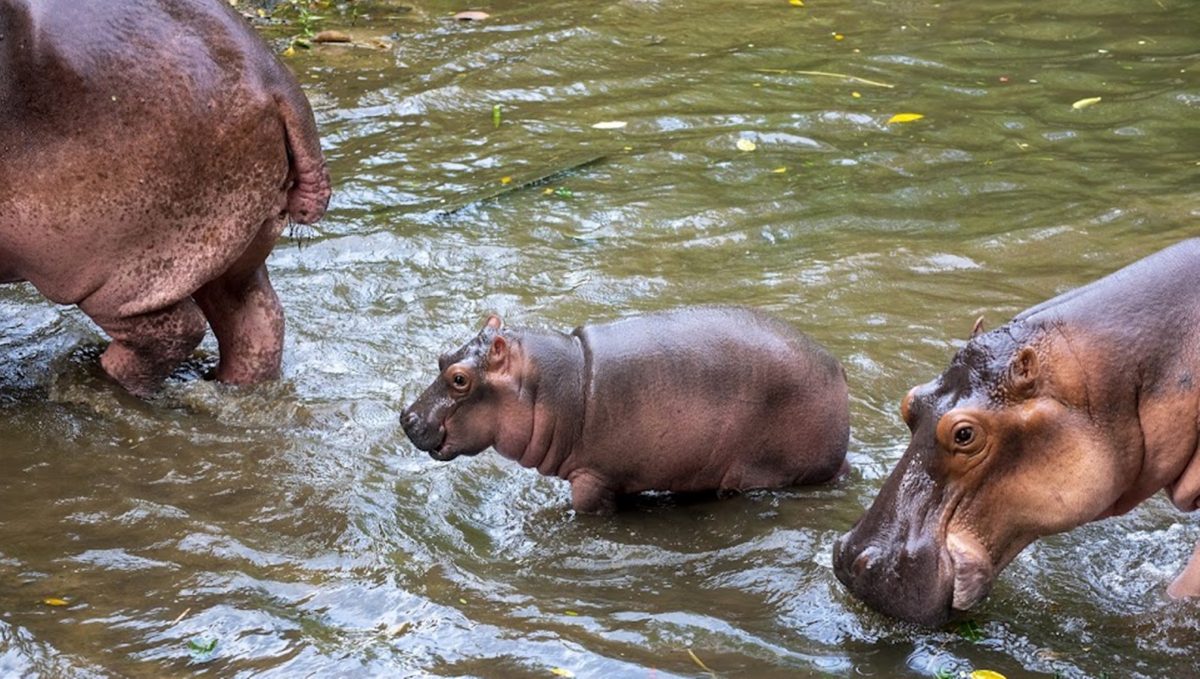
<box><xmin>400</xmin><ymin>406</ymin><xmax>445</xmax><ymax>455</ymax></box>
<box><xmin>832</xmin><ymin>525</ymin><xmax>957</xmax><ymax>627</ymax></box>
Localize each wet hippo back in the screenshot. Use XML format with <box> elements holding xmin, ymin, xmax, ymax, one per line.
<box><xmin>572</xmin><ymin>307</ymin><xmax>848</xmax><ymax>492</ymax></box>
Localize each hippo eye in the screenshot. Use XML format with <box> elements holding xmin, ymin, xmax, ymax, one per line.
<box><xmin>953</xmin><ymin>424</ymin><xmax>975</xmax><ymax>446</ymax></box>
<box><xmin>447</xmin><ymin>368</ymin><xmax>472</xmax><ymax>394</ymax></box>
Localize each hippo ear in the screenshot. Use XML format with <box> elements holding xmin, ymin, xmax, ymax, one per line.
<box><xmin>1008</xmin><ymin>346</ymin><xmax>1040</xmax><ymax>397</ymax></box>
<box><xmin>484</xmin><ymin>314</ymin><xmax>504</xmax><ymax>331</ymax></box>
<box><xmin>970</xmin><ymin>316</ymin><xmax>986</xmax><ymax>338</ymax></box>
<box><xmin>487</xmin><ymin>334</ymin><xmax>509</xmax><ymax>371</ymax></box>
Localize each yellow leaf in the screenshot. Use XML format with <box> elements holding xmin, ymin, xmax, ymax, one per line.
<box><xmin>771</xmin><ymin>166</ymin><xmax>787</xmax><ymax>173</ymax></box>
<box><xmin>542</xmin><ymin>188</ymin><xmax>554</xmax><ymax>195</ymax></box>
<box><xmin>886</xmin><ymin>113</ymin><xmax>925</xmax><ymax>124</ymax></box>
<box><xmin>1071</xmin><ymin>96</ymin><xmax>1102</xmax><ymax>110</ymax></box>
<box><xmin>283</xmin><ymin>46</ymin><xmax>295</xmax><ymax>57</ymax></box>
<box><xmin>851</xmin><ymin>91</ymin><xmax>862</xmax><ymax>98</ymax></box>
<box><xmin>789</xmin><ymin>0</ymin><xmax>804</xmax><ymax>6</ymax></box>
<box><xmin>833</xmin><ymin>33</ymin><xmax>845</xmax><ymax>41</ymax></box>
<box><xmin>550</xmin><ymin>669</ymin><xmax>575</xmax><ymax>678</ymax></box>
<box><xmin>42</xmin><ymin>597</ymin><xmax>69</xmax><ymax>607</ymax></box>
<box><xmin>736</xmin><ymin>139</ymin><xmax>757</xmax><ymax>152</ymax></box>
<box><xmin>499</xmin><ymin>177</ymin><xmax>512</xmax><ymax>185</ymax></box>
<box><xmin>971</xmin><ymin>671</ymin><xmax>1007</xmax><ymax>679</ymax></box>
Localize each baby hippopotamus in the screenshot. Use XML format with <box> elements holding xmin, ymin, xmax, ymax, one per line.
<box><xmin>401</xmin><ymin>307</ymin><xmax>849</xmax><ymax>514</ymax></box>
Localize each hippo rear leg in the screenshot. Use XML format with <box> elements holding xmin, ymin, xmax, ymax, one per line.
<box><xmin>89</xmin><ymin>299</ymin><xmax>208</xmax><ymax>398</ymax></box>
<box><xmin>194</xmin><ymin>263</ymin><xmax>283</xmax><ymax>385</ymax></box>
<box><xmin>193</xmin><ymin>225</ymin><xmax>285</xmax><ymax>385</ymax></box>
<box><xmin>568</xmin><ymin>470</ymin><xmax>618</xmax><ymax>515</ymax></box>
<box><xmin>1167</xmin><ymin>541</ymin><xmax>1200</xmax><ymax>599</ymax></box>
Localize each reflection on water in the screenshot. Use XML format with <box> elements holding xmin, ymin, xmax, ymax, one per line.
<box><xmin>2</xmin><ymin>0</ymin><xmax>1199</xmax><ymax>676</ymax></box>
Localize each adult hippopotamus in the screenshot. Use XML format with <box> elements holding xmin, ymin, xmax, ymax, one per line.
<box><xmin>401</xmin><ymin>307</ymin><xmax>850</xmax><ymax>514</ymax></box>
<box><xmin>0</xmin><ymin>0</ymin><xmax>330</xmax><ymax>396</ymax></box>
<box><xmin>833</xmin><ymin>238</ymin><xmax>1200</xmax><ymax>626</ymax></box>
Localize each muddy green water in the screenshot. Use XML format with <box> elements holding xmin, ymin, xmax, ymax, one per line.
<box><xmin>2</xmin><ymin>0</ymin><xmax>1200</xmax><ymax>676</ymax></box>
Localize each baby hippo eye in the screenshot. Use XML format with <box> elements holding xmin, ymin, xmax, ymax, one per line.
<box><xmin>953</xmin><ymin>424</ymin><xmax>975</xmax><ymax>447</ymax></box>
<box><xmin>446</xmin><ymin>367</ymin><xmax>472</xmax><ymax>393</ymax></box>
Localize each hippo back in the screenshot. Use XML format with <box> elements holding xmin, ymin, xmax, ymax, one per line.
<box><xmin>571</xmin><ymin>307</ymin><xmax>847</xmax><ymax>489</ymax></box>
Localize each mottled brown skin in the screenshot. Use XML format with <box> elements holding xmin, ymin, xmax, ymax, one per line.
<box><xmin>0</xmin><ymin>0</ymin><xmax>330</xmax><ymax>396</ymax></box>
<box><xmin>833</xmin><ymin>238</ymin><xmax>1200</xmax><ymax>626</ymax></box>
<box><xmin>402</xmin><ymin>308</ymin><xmax>850</xmax><ymax>514</ymax></box>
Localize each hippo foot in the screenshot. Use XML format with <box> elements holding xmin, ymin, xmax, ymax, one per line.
<box><xmin>194</xmin><ymin>250</ymin><xmax>285</xmax><ymax>385</ymax></box>
<box><xmin>94</xmin><ymin>300</ymin><xmax>209</xmax><ymax>398</ymax></box>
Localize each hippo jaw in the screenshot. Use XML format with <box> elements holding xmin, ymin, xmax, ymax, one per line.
<box><xmin>946</xmin><ymin>531</ymin><xmax>994</xmax><ymax>611</ymax></box>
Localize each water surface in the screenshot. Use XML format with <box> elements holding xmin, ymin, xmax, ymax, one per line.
<box><xmin>2</xmin><ymin>0</ymin><xmax>1199</xmax><ymax>676</ymax></box>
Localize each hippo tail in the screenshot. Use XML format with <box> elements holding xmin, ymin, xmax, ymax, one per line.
<box><xmin>275</xmin><ymin>82</ymin><xmax>331</xmax><ymax>225</ymax></box>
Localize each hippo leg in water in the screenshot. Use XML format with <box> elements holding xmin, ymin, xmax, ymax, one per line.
<box><xmin>833</xmin><ymin>238</ymin><xmax>1200</xmax><ymax>626</ymax></box>
<box><xmin>0</xmin><ymin>0</ymin><xmax>330</xmax><ymax>396</ymax></box>
<box><xmin>401</xmin><ymin>307</ymin><xmax>850</xmax><ymax>514</ymax></box>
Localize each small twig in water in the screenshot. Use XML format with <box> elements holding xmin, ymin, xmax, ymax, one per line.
<box><xmin>170</xmin><ymin>607</ymin><xmax>191</xmax><ymax>625</ymax></box>
<box><xmin>755</xmin><ymin>68</ymin><xmax>895</xmax><ymax>88</ymax></box>
<box><xmin>687</xmin><ymin>648</ymin><xmax>718</xmax><ymax>678</ymax></box>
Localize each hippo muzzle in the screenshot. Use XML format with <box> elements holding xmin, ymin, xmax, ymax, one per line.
<box><xmin>400</xmin><ymin>404</ymin><xmax>449</xmax><ymax>459</ymax></box>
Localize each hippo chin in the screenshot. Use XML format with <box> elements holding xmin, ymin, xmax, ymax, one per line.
<box><xmin>834</xmin><ymin>238</ymin><xmax>1200</xmax><ymax>626</ymax></box>
<box><xmin>402</xmin><ymin>307</ymin><xmax>850</xmax><ymax>514</ymax></box>
<box><xmin>0</xmin><ymin>0</ymin><xmax>330</xmax><ymax>396</ymax></box>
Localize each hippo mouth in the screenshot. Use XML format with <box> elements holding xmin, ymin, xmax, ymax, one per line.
<box><xmin>946</xmin><ymin>531</ymin><xmax>994</xmax><ymax>612</ymax></box>
<box><xmin>427</xmin><ymin>432</ymin><xmax>457</xmax><ymax>461</ymax></box>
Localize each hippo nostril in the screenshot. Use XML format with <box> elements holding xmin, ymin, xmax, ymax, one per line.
<box><xmin>852</xmin><ymin>549</ymin><xmax>875</xmax><ymax>577</ymax></box>
<box><xmin>401</xmin><ymin>410</ymin><xmax>420</xmax><ymax>430</ymax></box>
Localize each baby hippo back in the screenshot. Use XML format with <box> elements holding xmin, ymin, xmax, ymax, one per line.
<box><xmin>570</xmin><ymin>307</ymin><xmax>848</xmax><ymax>498</ymax></box>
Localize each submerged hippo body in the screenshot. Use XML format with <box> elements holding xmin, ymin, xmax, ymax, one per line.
<box><xmin>0</xmin><ymin>0</ymin><xmax>330</xmax><ymax>396</ymax></box>
<box><xmin>402</xmin><ymin>307</ymin><xmax>850</xmax><ymax>514</ymax></box>
<box><xmin>834</xmin><ymin>238</ymin><xmax>1200</xmax><ymax>626</ymax></box>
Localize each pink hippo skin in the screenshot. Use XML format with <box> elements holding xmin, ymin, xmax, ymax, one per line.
<box><xmin>0</xmin><ymin>0</ymin><xmax>330</xmax><ymax>396</ymax></box>
<box><xmin>402</xmin><ymin>307</ymin><xmax>850</xmax><ymax>514</ymax></box>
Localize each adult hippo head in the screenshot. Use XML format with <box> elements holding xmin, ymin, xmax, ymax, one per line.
<box><xmin>833</xmin><ymin>238</ymin><xmax>1200</xmax><ymax>626</ymax></box>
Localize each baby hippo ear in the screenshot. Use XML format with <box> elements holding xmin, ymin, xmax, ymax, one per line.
<box><xmin>488</xmin><ymin>334</ymin><xmax>509</xmax><ymax>371</ymax></box>
<box><xmin>483</xmin><ymin>314</ymin><xmax>504</xmax><ymax>331</ymax></box>
<box><xmin>1008</xmin><ymin>346</ymin><xmax>1040</xmax><ymax>398</ymax></box>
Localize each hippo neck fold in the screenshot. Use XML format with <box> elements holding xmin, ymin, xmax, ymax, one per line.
<box><xmin>501</xmin><ymin>328</ymin><xmax>587</xmax><ymax>477</ymax></box>
<box><xmin>1016</xmin><ymin>239</ymin><xmax>1200</xmax><ymax>517</ymax></box>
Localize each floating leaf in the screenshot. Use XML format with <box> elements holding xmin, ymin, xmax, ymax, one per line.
<box><xmin>851</xmin><ymin>91</ymin><xmax>862</xmax><ymax>98</ymax></box>
<box><xmin>789</xmin><ymin>0</ymin><xmax>804</xmax><ymax>5</ymax></box>
<box><xmin>282</xmin><ymin>45</ymin><xmax>296</xmax><ymax>57</ymax></box>
<box><xmin>188</xmin><ymin>638</ymin><xmax>218</xmax><ymax>654</ymax></box>
<box><xmin>591</xmin><ymin>121</ymin><xmax>627</xmax><ymax>130</ymax></box>
<box><xmin>886</xmin><ymin>113</ymin><xmax>925</xmax><ymax>124</ymax></box>
<box><xmin>492</xmin><ymin>104</ymin><xmax>502</xmax><ymax>128</ymax></box>
<box><xmin>42</xmin><ymin>597</ymin><xmax>69</xmax><ymax>607</ymax></box>
<box><xmin>499</xmin><ymin>176</ymin><xmax>512</xmax><ymax>185</ymax></box>
<box><xmin>454</xmin><ymin>10</ymin><xmax>490</xmax><ymax>21</ymax></box>
<box><xmin>554</xmin><ymin>186</ymin><xmax>574</xmax><ymax>198</ymax></box>
<box><xmin>832</xmin><ymin>33</ymin><xmax>845</xmax><ymax>41</ymax></box>
<box><xmin>564</xmin><ymin>610</ymin><xmax>579</xmax><ymax>616</ymax></box>
<box><xmin>736</xmin><ymin>138</ymin><xmax>757</xmax><ymax>152</ymax></box>
<box><xmin>971</xmin><ymin>671</ymin><xmax>1007</xmax><ymax>679</ymax></box>
<box><xmin>1071</xmin><ymin>96</ymin><xmax>1102</xmax><ymax>110</ymax></box>
<box><xmin>550</xmin><ymin>669</ymin><xmax>575</xmax><ymax>678</ymax></box>
<box><xmin>957</xmin><ymin>619</ymin><xmax>984</xmax><ymax>642</ymax></box>
<box><xmin>771</xmin><ymin>166</ymin><xmax>787</xmax><ymax>173</ymax></box>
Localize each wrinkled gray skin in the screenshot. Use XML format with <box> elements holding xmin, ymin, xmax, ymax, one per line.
<box><xmin>0</xmin><ymin>0</ymin><xmax>330</xmax><ymax>396</ymax></box>
<box><xmin>834</xmin><ymin>238</ymin><xmax>1200</xmax><ymax>626</ymax></box>
<box><xmin>402</xmin><ymin>307</ymin><xmax>850</xmax><ymax>514</ymax></box>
